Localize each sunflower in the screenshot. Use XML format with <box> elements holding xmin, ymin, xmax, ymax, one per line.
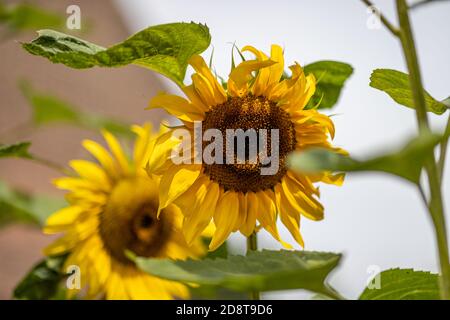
<box><xmin>43</xmin><ymin>124</ymin><xmax>207</xmax><ymax>299</ymax></box>
<box><xmin>147</xmin><ymin>45</ymin><xmax>345</xmax><ymax>251</ymax></box>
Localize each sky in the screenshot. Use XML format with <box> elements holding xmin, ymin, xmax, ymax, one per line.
<box><xmin>114</xmin><ymin>0</ymin><xmax>450</xmax><ymax>299</ymax></box>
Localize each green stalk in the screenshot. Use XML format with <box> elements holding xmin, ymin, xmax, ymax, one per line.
<box><xmin>396</xmin><ymin>0</ymin><xmax>450</xmax><ymax>300</ymax></box>
<box><xmin>438</xmin><ymin>114</ymin><xmax>450</xmax><ymax>182</ymax></box>
<box><xmin>32</xmin><ymin>156</ymin><xmax>70</xmax><ymax>175</ymax></box>
<box><xmin>246</xmin><ymin>232</ymin><xmax>260</xmax><ymax>300</ymax></box>
<box><xmin>360</xmin><ymin>0</ymin><xmax>400</xmax><ymax>36</ymax></box>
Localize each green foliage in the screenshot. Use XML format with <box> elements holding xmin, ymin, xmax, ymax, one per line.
<box><xmin>0</xmin><ymin>1</ymin><xmax>63</xmax><ymax>33</ymax></box>
<box><xmin>359</xmin><ymin>268</ymin><xmax>440</xmax><ymax>300</ymax></box>
<box><xmin>310</xmin><ymin>293</ymin><xmax>335</xmax><ymax>300</ymax></box>
<box><xmin>20</xmin><ymin>82</ymin><xmax>131</xmax><ymax>137</ymax></box>
<box><xmin>0</xmin><ymin>180</ymin><xmax>66</xmax><ymax>227</ymax></box>
<box><xmin>288</xmin><ymin>132</ymin><xmax>444</xmax><ymax>183</ymax></box>
<box><xmin>14</xmin><ymin>254</ymin><xmax>67</xmax><ymax>300</ymax></box>
<box><xmin>0</xmin><ymin>142</ymin><xmax>31</xmax><ymax>159</ymax></box>
<box><xmin>204</xmin><ymin>238</ymin><xmax>228</xmax><ymax>259</ymax></box>
<box><xmin>135</xmin><ymin>250</ymin><xmax>341</xmax><ymax>295</ymax></box>
<box><xmin>370</xmin><ymin>69</ymin><xmax>449</xmax><ymax>115</ymax></box>
<box><xmin>22</xmin><ymin>23</ymin><xmax>211</xmax><ymax>86</ymax></box>
<box><xmin>442</xmin><ymin>97</ymin><xmax>450</xmax><ymax>108</ymax></box>
<box><xmin>189</xmin><ymin>240</ymin><xmax>247</xmax><ymax>299</ymax></box>
<box><xmin>304</xmin><ymin>61</ymin><xmax>353</xmax><ymax>109</ymax></box>
<box><xmin>190</xmin><ymin>285</ymin><xmax>248</xmax><ymax>300</ymax></box>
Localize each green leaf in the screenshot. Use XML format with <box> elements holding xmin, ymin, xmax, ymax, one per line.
<box><xmin>20</xmin><ymin>82</ymin><xmax>132</xmax><ymax>137</ymax></box>
<box><xmin>370</xmin><ymin>69</ymin><xmax>449</xmax><ymax>115</ymax></box>
<box><xmin>310</xmin><ymin>293</ymin><xmax>335</xmax><ymax>300</ymax></box>
<box><xmin>14</xmin><ymin>254</ymin><xmax>67</xmax><ymax>300</ymax></box>
<box><xmin>135</xmin><ymin>250</ymin><xmax>341</xmax><ymax>295</ymax></box>
<box><xmin>0</xmin><ymin>2</ymin><xmax>63</xmax><ymax>33</ymax></box>
<box><xmin>0</xmin><ymin>180</ymin><xmax>66</xmax><ymax>227</ymax></box>
<box><xmin>188</xmin><ymin>240</ymin><xmax>239</xmax><ymax>299</ymax></box>
<box><xmin>203</xmin><ymin>238</ymin><xmax>228</xmax><ymax>259</ymax></box>
<box><xmin>288</xmin><ymin>132</ymin><xmax>443</xmax><ymax>183</ymax></box>
<box><xmin>22</xmin><ymin>22</ymin><xmax>211</xmax><ymax>86</ymax></box>
<box><xmin>190</xmin><ymin>285</ymin><xmax>248</xmax><ymax>300</ymax></box>
<box><xmin>359</xmin><ymin>268</ymin><xmax>439</xmax><ymax>300</ymax></box>
<box><xmin>441</xmin><ymin>96</ymin><xmax>450</xmax><ymax>108</ymax></box>
<box><xmin>304</xmin><ymin>61</ymin><xmax>353</xmax><ymax>109</ymax></box>
<box><xmin>0</xmin><ymin>142</ymin><xmax>31</xmax><ymax>159</ymax></box>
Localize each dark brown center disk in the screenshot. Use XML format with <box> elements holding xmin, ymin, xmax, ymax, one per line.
<box><xmin>202</xmin><ymin>95</ymin><xmax>296</xmax><ymax>193</ymax></box>
<box><xmin>98</xmin><ymin>179</ymin><xmax>172</xmax><ymax>265</ymax></box>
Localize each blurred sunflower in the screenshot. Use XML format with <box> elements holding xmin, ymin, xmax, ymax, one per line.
<box><xmin>43</xmin><ymin>124</ymin><xmax>207</xmax><ymax>299</ymax></box>
<box><xmin>148</xmin><ymin>45</ymin><xmax>346</xmax><ymax>251</ymax></box>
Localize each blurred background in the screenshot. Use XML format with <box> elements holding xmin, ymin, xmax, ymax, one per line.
<box><xmin>0</xmin><ymin>0</ymin><xmax>449</xmax><ymax>299</ymax></box>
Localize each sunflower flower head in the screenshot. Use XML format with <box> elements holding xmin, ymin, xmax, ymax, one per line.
<box><xmin>148</xmin><ymin>45</ymin><xmax>345</xmax><ymax>251</ymax></box>
<box><xmin>43</xmin><ymin>124</ymin><xmax>206</xmax><ymax>299</ymax></box>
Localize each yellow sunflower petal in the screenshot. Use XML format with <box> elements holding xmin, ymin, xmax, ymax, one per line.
<box><xmin>43</xmin><ymin>234</ymin><xmax>78</xmax><ymax>255</ymax></box>
<box><xmin>53</xmin><ymin>177</ymin><xmax>98</xmax><ymax>192</ymax></box>
<box><xmin>236</xmin><ymin>192</ymin><xmax>248</xmax><ymax>234</ymax></box>
<box><xmin>275</xmin><ymin>184</ymin><xmax>305</xmax><ymax>247</ymax></box>
<box><xmin>64</xmin><ymin>189</ymin><xmax>107</xmax><ymax>207</ymax></box>
<box><xmin>163</xmin><ymin>279</ymin><xmax>190</xmax><ymax>300</ymax></box>
<box><xmin>146</xmin><ymin>129</ymin><xmax>181</xmax><ymax>175</ymax></box>
<box><xmin>240</xmin><ymin>192</ymin><xmax>257</xmax><ymax>237</ymax></box>
<box><xmin>90</xmin><ymin>238</ymin><xmax>111</xmax><ymax>290</ymax></box>
<box><xmin>242</xmin><ymin>44</ymin><xmax>284</xmax><ymax>96</ymax></box>
<box><xmin>201</xmin><ymin>221</ymin><xmax>216</xmax><ymax>238</ymax></box>
<box><xmin>256</xmin><ymin>190</ymin><xmax>292</xmax><ymax>249</ymax></box>
<box><xmin>148</xmin><ymin>92</ymin><xmax>205</xmax><ymax>123</ymax></box>
<box><xmin>183</xmin><ymin>187</ymin><xmax>219</xmax><ymax>244</ymax></box>
<box><xmin>309</xmin><ymin>111</ymin><xmax>336</xmax><ymax>139</ymax></box>
<box><xmin>210</xmin><ymin>191</ymin><xmax>239</xmax><ymax>251</ymax></box>
<box><xmin>182</xmin><ymin>84</ymin><xmax>210</xmax><ymax>112</ymax></box>
<box><xmin>179</xmin><ymin>177</ymin><xmax>220</xmax><ymax>244</ymax></box>
<box><xmin>132</xmin><ymin>123</ymin><xmax>153</xmax><ymax>169</ymax></box>
<box><xmin>123</xmin><ymin>270</ymin><xmax>153</xmax><ymax>300</ymax></box>
<box><xmin>228</xmin><ymin>59</ymin><xmax>276</xmax><ymax>95</ymax></box>
<box><xmin>82</xmin><ymin>139</ymin><xmax>117</xmax><ymax>179</ymax></box>
<box><xmin>43</xmin><ymin>206</ymin><xmax>84</xmax><ymax>234</ymax></box>
<box><xmin>141</xmin><ymin>276</ymin><xmax>176</xmax><ymax>300</ymax></box>
<box><xmin>191</xmin><ymin>72</ymin><xmax>225</xmax><ymax>107</ymax></box>
<box><xmin>158</xmin><ymin>164</ymin><xmax>202</xmax><ymax>215</ymax></box>
<box><xmin>189</xmin><ymin>55</ymin><xmax>227</xmax><ymax>104</ymax></box>
<box><xmin>283</xmin><ymin>175</ymin><xmax>324</xmax><ymax>221</ymax></box>
<box><xmin>83</xmin><ymin>240</ymin><xmax>105</xmax><ymax>297</ymax></box>
<box><xmin>323</xmin><ymin>172</ymin><xmax>345</xmax><ymax>185</ymax></box>
<box><xmin>69</xmin><ymin>160</ymin><xmax>111</xmax><ymax>191</ymax></box>
<box><xmin>242</xmin><ymin>45</ymin><xmax>269</xmax><ymax>96</ymax></box>
<box><xmin>296</xmin><ymin>74</ymin><xmax>316</xmax><ymax>109</ymax></box>
<box><xmin>106</xmin><ymin>267</ymin><xmax>128</xmax><ymax>300</ymax></box>
<box><xmin>267</xmin><ymin>45</ymin><xmax>285</xmax><ymax>89</ymax></box>
<box><xmin>102</xmin><ymin>130</ymin><xmax>130</xmax><ymax>174</ymax></box>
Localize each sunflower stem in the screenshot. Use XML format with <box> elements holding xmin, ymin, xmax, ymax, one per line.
<box><xmin>396</xmin><ymin>0</ymin><xmax>450</xmax><ymax>300</ymax></box>
<box><xmin>438</xmin><ymin>114</ymin><xmax>450</xmax><ymax>182</ymax></box>
<box><xmin>246</xmin><ymin>231</ymin><xmax>260</xmax><ymax>300</ymax></box>
<box><xmin>32</xmin><ymin>156</ymin><xmax>71</xmax><ymax>176</ymax></box>
<box><xmin>322</xmin><ymin>284</ymin><xmax>346</xmax><ymax>300</ymax></box>
<box><xmin>359</xmin><ymin>0</ymin><xmax>401</xmax><ymax>37</ymax></box>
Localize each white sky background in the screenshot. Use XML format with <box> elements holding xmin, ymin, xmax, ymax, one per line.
<box><xmin>114</xmin><ymin>0</ymin><xmax>450</xmax><ymax>299</ymax></box>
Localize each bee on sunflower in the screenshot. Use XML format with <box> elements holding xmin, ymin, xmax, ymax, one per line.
<box><xmin>147</xmin><ymin>45</ymin><xmax>346</xmax><ymax>251</ymax></box>
<box><xmin>43</xmin><ymin>124</ymin><xmax>208</xmax><ymax>299</ymax></box>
